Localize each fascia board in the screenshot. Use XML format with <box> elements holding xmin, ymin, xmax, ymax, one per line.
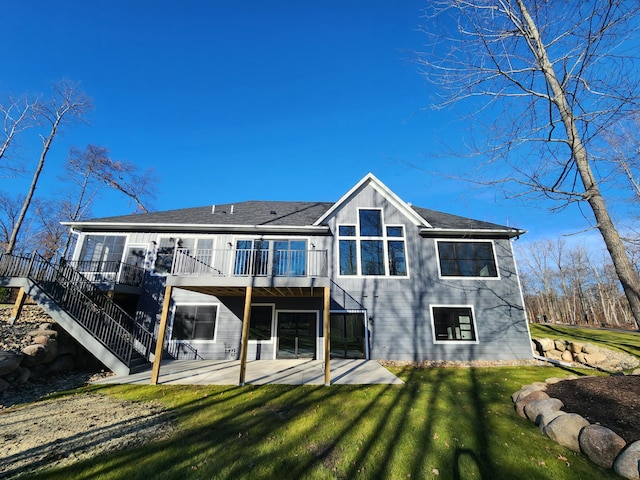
<box><xmin>313</xmin><ymin>172</ymin><xmax>431</xmax><ymax>227</ymax></box>
<box><xmin>419</xmin><ymin>227</ymin><xmax>527</xmax><ymax>239</ymax></box>
<box><xmin>61</xmin><ymin>221</ymin><xmax>332</xmax><ymax>235</ymax></box>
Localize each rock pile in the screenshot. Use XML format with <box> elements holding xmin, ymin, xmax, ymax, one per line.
<box><xmin>532</xmin><ymin>337</ymin><xmax>640</xmax><ymax>372</ymax></box>
<box><xmin>513</xmin><ymin>378</ymin><xmax>640</xmax><ymax>479</ymax></box>
<box><xmin>0</xmin><ymin>321</ymin><xmax>79</xmax><ymax>394</ymax></box>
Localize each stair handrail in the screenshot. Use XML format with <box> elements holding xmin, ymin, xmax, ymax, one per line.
<box><xmin>0</xmin><ymin>252</ymin><xmax>156</xmax><ymax>366</ymax></box>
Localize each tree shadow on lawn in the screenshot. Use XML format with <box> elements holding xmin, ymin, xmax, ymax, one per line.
<box><xmin>27</xmin><ymin>368</ymin><xmax>612</xmax><ymax>480</ymax></box>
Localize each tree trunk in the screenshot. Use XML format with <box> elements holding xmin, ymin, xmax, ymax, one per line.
<box><xmin>516</xmin><ymin>0</ymin><xmax>640</xmax><ymax>329</ymax></box>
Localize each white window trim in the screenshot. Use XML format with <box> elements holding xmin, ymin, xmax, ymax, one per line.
<box><xmin>123</xmin><ymin>243</ymin><xmax>148</xmax><ymax>266</ymax></box>
<box><xmin>434</xmin><ymin>238</ymin><xmax>501</xmax><ymax>281</ymax></box>
<box><xmin>169</xmin><ymin>302</ymin><xmax>220</xmax><ymax>343</ymax></box>
<box><xmin>248</xmin><ymin>303</ymin><xmax>276</xmax><ymax>344</ymax></box>
<box><xmin>430</xmin><ymin>304</ymin><xmax>480</xmax><ymax>345</ymax></box>
<box><xmin>336</xmin><ymin>208</ymin><xmax>410</xmax><ymax>279</ymax></box>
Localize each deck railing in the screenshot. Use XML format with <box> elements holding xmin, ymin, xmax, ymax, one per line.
<box><xmin>66</xmin><ymin>260</ymin><xmax>145</xmax><ymax>287</ymax></box>
<box><xmin>0</xmin><ymin>253</ymin><xmax>155</xmax><ymax>367</ymax></box>
<box><xmin>172</xmin><ymin>248</ymin><xmax>328</xmax><ymax>278</ymax></box>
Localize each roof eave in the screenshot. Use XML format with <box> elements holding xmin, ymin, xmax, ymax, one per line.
<box><xmin>419</xmin><ymin>227</ymin><xmax>526</xmax><ymax>239</ymax></box>
<box><xmin>61</xmin><ymin>221</ymin><xmax>332</xmax><ymax>235</ymax></box>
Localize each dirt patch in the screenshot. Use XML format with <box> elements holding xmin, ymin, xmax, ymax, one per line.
<box><xmin>0</xmin><ymin>393</ymin><xmax>174</xmax><ymax>478</ymax></box>
<box><xmin>546</xmin><ymin>375</ymin><xmax>640</xmax><ymax>443</ymax></box>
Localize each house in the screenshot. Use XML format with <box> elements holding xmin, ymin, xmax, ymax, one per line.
<box><xmin>0</xmin><ymin>173</ymin><xmax>533</xmax><ymax>383</ymax></box>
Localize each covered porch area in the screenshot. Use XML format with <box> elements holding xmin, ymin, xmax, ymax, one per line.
<box><xmin>151</xmin><ymin>276</ymin><xmax>333</xmax><ymax>386</ymax></box>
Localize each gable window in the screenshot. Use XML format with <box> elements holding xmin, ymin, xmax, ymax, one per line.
<box><xmin>437</xmin><ymin>241</ymin><xmax>498</xmax><ymax>278</ymax></box>
<box><xmin>338</xmin><ymin>209</ymin><xmax>407</xmax><ymax>277</ymax></box>
<box><xmin>171</xmin><ymin>304</ymin><xmax>218</xmax><ymax>341</ymax></box>
<box><xmin>431</xmin><ymin>306</ymin><xmax>477</xmax><ymax>342</ymax></box>
<box><xmin>249</xmin><ymin>305</ymin><xmax>274</xmax><ymax>340</ymax></box>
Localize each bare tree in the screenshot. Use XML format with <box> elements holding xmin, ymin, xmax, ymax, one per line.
<box><xmin>5</xmin><ymin>81</ymin><xmax>91</xmax><ymax>255</ymax></box>
<box><xmin>0</xmin><ymin>95</ymin><xmax>39</xmax><ymax>168</ymax></box>
<box><xmin>420</xmin><ymin>1</ymin><xmax>640</xmax><ymax>329</ymax></box>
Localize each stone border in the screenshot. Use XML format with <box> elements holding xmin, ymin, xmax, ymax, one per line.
<box><xmin>513</xmin><ymin>377</ymin><xmax>640</xmax><ymax>479</ymax></box>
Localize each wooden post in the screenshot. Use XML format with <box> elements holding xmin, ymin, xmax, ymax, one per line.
<box><xmin>9</xmin><ymin>287</ymin><xmax>27</xmax><ymax>325</ymax></box>
<box><xmin>323</xmin><ymin>286</ymin><xmax>331</xmax><ymax>386</ymax></box>
<box><xmin>238</xmin><ymin>286</ymin><xmax>252</xmax><ymax>386</ymax></box>
<box><xmin>150</xmin><ymin>284</ymin><xmax>173</xmax><ymax>385</ymax></box>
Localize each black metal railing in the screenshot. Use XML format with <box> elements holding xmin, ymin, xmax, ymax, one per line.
<box><xmin>0</xmin><ymin>252</ymin><xmax>155</xmax><ymax>368</ymax></box>
<box><xmin>164</xmin><ymin>339</ymin><xmax>203</xmax><ymax>360</ymax></box>
<box><xmin>66</xmin><ymin>260</ymin><xmax>145</xmax><ymax>288</ymax></box>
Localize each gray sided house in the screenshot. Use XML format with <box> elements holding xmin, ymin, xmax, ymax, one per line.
<box><xmin>64</xmin><ymin>173</ymin><xmax>533</xmax><ymax>367</ymax></box>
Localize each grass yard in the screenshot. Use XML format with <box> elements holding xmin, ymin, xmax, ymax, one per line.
<box><xmin>27</xmin><ymin>325</ymin><xmax>640</xmax><ymax>480</ymax></box>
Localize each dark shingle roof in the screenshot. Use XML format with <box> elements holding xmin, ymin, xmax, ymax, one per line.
<box><xmin>73</xmin><ymin>200</ymin><xmax>521</xmax><ymax>235</ymax></box>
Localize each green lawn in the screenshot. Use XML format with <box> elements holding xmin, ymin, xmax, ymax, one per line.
<box><xmin>28</xmin><ymin>325</ymin><xmax>640</xmax><ymax>480</ymax></box>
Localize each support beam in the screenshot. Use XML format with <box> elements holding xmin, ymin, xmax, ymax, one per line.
<box><xmin>323</xmin><ymin>286</ymin><xmax>331</xmax><ymax>386</ymax></box>
<box><xmin>150</xmin><ymin>284</ymin><xmax>173</xmax><ymax>385</ymax></box>
<box><xmin>238</xmin><ymin>285</ymin><xmax>252</xmax><ymax>386</ymax></box>
<box><xmin>9</xmin><ymin>287</ymin><xmax>27</xmax><ymax>325</ymax></box>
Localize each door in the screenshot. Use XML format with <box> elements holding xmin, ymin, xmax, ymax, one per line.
<box><xmin>330</xmin><ymin>312</ymin><xmax>367</xmax><ymax>359</ymax></box>
<box><xmin>276</xmin><ymin>312</ymin><xmax>317</xmax><ymax>359</ymax></box>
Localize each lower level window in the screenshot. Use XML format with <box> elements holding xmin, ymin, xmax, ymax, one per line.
<box><xmin>172</xmin><ymin>304</ymin><xmax>218</xmax><ymax>340</ymax></box>
<box><xmin>432</xmin><ymin>306</ymin><xmax>477</xmax><ymax>342</ymax></box>
<box><xmin>249</xmin><ymin>305</ymin><xmax>273</xmax><ymax>340</ymax></box>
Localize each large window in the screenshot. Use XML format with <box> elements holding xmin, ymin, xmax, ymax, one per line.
<box><xmin>431</xmin><ymin>306</ymin><xmax>477</xmax><ymax>342</ymax></box>
<box><xmin>171</xmin><ymin>304</ymin><xmax>218</xmax><ymax>341</ymax></box>
<box><xmin>79</xmin><ymin>235</ymin><xmax>126</xmax><ymax>265</ymax></box>
<box><xmin>154</xmin><ymin>237</ymin><xmax>214</xmax><ymax>274</ymax></box>
<box><xmin>154</xmin><ymin>237</ymin><xmax>176</xmax><ymax>274</ymax></box>
<box><xmin>249</xmin><ymin>305</ymin><xmax>274</xmax><ymax>340</ymax></box>
<box><xmin>437</xmin><ymin>241</ymin><xmax>498</xmax><ymax>278</ymax></box>
<box><xmin>338</xmin><ymin>209</ymin><xmax>407</xmax><ymax>277</ymax></box>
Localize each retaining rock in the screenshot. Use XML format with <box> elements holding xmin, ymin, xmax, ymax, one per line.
<box><xmin>523</xmin><ymin>397</ymin><xmax>564</xmax><ymax>424</ymax></box>
<box><xmin>534</xmin><ymin>337</ymin><xmax>640</xmax><ymax>371</ymax></box>
<box><xmin>614</xmin><ymin>441</ymin><xmax>640</xmax><ymax>480</ymax></box>
<box><xmin>538</xmin><ymin>410</ymin><xmax>566</xmax><ymax>433</ymax></box>
<box><xmin>515</xmin><ymin>390</ymin><xmax>550</xmax><ymax>419</ymax></box>
<box><xmin>0</xmin><ymin>352</ymin><xmax>23</xmax><ymax>376</ymax></box>
<box><xmin>544</xmin><ymin>413</ymin><xmax>590</xmax><ymax>452</ymax></box>
<box><xmin>579</xmin><ymin>425</ymin><xmax>626</xmax><ymax>469</ymax></box>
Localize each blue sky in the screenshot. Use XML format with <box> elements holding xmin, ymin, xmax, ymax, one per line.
<box><xmin>1</xmin><ymin>1</ymin><xmax>630</xmax><ymax>250</ymax></box>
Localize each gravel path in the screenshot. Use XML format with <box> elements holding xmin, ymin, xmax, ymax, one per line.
<box><xmin>0</xmin><ymin>392</ymin><xmax>174</xmax><ymax>479</ymax></box>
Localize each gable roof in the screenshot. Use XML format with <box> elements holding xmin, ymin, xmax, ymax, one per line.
<box><xmin>64</xmin><ymin>174</ymin><xmax>524</xmax><ymax>238</ymax></box>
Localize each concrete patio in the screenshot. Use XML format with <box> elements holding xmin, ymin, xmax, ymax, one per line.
<box><xmin>93</xmin><ymin>359</ymin><xmax>404</xmax><ymax>386</ymax></box>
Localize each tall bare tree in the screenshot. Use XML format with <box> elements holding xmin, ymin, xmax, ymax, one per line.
<box><xmin>420</xmin><ymin>1</ymin><xmax>640</xmax><ymax>329</ymax></box>
<box><xmin>6</xmin><ymin>81</ymin><xmax>91</xmax><ymax>254</ymax></box>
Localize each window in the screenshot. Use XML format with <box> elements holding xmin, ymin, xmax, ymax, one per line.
<box><xmin>437</xmin><ymin>241</ymin><xmax>498</xmax><ymax>278</ymax></box>
<box><xmin>249</xmin><ymin>305</ymin><xmax>274</xmax><ymax>340</ymax></box>
<box><xmin>432</xmin><ymin>306</ymin><xmax>477</xmax><ymax>342</ymax></box>
<box><xmin>154</xmin><ymin>237</ymin><xmax>176</xmax><ymax>274</ymax></box>
<box><xmin>234</xmin><ymin>239</ymin><xmax>307</xmax><ymax>276</ymax></box>
<box><xmin>79</xmin><ymin>235</ymin><xmax>126</xmax><ymax>265</ymax></box>
<box><xmin>171</xmin><ymin>304</ymin><xmax>218</xmax><ymax>341</ymax></box>
<box><xmin>338</xmin><ymin>209</ymin><xmax>407</xmax><ymax>277</ymax></box>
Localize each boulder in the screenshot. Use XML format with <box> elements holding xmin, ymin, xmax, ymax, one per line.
<box><xmin>544</xmin><ymin>377</ymin><xmax>564</xmax><ymax>385</ymax></box>
<box><xmin>554</xmin><ymin>340</ymin><xmax>567</xmax><ymax>352</ymax></box>
<box><xmin>579</xmin><ymin>424</ymin><xmax>626</xmax><ymax>469</ymax></box>
<box><xmin>512</xmin><ymin>383</ymin><xmax>547</xmax><ymax>403</ymax></box>
<box><xmin>573</xmin><ymin>352</ymin><xmax>587</xmax><ymax>364</ymax></box>
<box><xmin>583</xmin><ymin>343</ymin><xmax>600</xmax><ymax>355</ymax></box>
<box><xmin>0</xmin><ymin>377</ymin><xmax>10</xmax><ymax>393</ymax></box>
<box><xmin>3</xmin><ymin>366</ymin><xmax>30</xmax><ymax>385</ymax></box>
<box><xmin>47</xmin><ymin>354</ymin><xmax>74</xmax><ymax>374</ymax></box>
<box><xmin>561</xmin><ymin>350</ymin><xmax>573</xmax><ymax>362</ymax></box>
<box><xmin>583</xmin><ymin>352</ymin><xmax>607</xmax><ymax>365</ymax></box>
<box><xmin>544</xmin><ymin>413</ymin><xmax>590</xmax><ymax>452</ymax></box>
<box><xmin>614</xmin><ymin>441</ymin><xmax>640</xmax><ymax>480</ymax></box>
<box><xmin>546</xmin><ymin>350</ymin><xmax>563</xmax><ymax>361</ymax></box>
<box><xmin>38</xmin><ymin>322</ymin><xmax>55</xmax><ymax>331</ymax></box>
<box><xmin>516</xmin><ymin>390</ymin><xmax>550</xmax><ymax>419</ymax></box>
<box><xmin>21</xmin><ymin>344</ymin><xmax>47</xmax><ymax>367</ymax></box>
<box><xmin>27</xmin><ymin>329</ymin><xmax>57</xmax><ymax>340</ymax></box>
<box><xmin>538</xmin><ymin>410</ymin><xmax>566</xmax><ymax>433</ymax></box>
<box><xmin>569</xmin><ymin>342</ymin><xmax>584</xmax><ymax>353</ymax></box>
<box><xmin>42</xmin><ymin>339</ymin><xmax>58</xmax><ymax>363</ymax></box>
<box><xmin>537</xmin><ymin>338</ymin><xmax>555</xmax><ymax>352</ymax></box>
<box><xmin>524</xmin><ymin>397</ymin><xmax>564</xmax><ymax>424</ymax></box>
<box><xmin>0</xmin><ymin>351</ymin><xmax>23</xmax><ymax>376</ymax></box>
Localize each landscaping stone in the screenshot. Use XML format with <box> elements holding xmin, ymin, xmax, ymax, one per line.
<box><xmin>515</xmin><ymin>390</ymin><xmax>550</xmax><ymax>418</ymax></box>
<box><xmin>27</xmin><ymin>329</ymin><xmax>58</xmax><ymax>340</ymax></box>
<box><xmin>21</xmin><ymin>344</ymin><xmax>47</xmax><ymax>367</ymax></box>
<box><xmin>561</xmin><ymin>350</ymin><xmax>573</xmax><ymax>362</ymax></box>
<box><xmin>544</xmin><ymin>377</ymin><xmax>563</xmax><ymax>385</ymax></box>
<box><xmin>511</xmin><ymin>383</ymin><xmax>546</xmax><ymax>403</ymax></box>
<box><xmin>584</xmin><ymin>352</ymin><xmax>607</xmax><ymax>365</ymax></box>
<box><xmin>0</xmin><ymin>351</ymin><xmax>23</xmax><ymax>376</ymax></box>
<box><xmin>537</xmin><ymin>338</ymin><xmax>555</xmax><ymax>352</ymax></box>
<box><xmin>583</xmin><ymin>343</ymin><xmax>600</xmax><ymax>354</ymax></box>
<box><xmin>544</xmin><ymin>413</ymin><xmax>590</xmax><ymax>452</ymax></box>
<box><xmin>523</xmin><ymin>397</ymin><xmax>564</xmax><ymax>424</ymax></box>
<box><xmin>614</xmin><ymin>441</ymin><xmax>640</xmax><ymax>480</ymax></box>
<box><xmin>579</xmin><ymin>424</ymin><xmax>626</xmax><ymax>469</ymax></box>
<box><xmin>554</xmin><ymin>340</ymin><xmax>566</xmax><ymax>351</ymax></box>
<box><xmin>538</xmin><ymin>410</ymin><xmax>566</xmax><ymax>433</ymax></box>
<box><xmin>569</xmin><ymin>342</ymin><xmax>584</xmax><ymax>353</ymax></box>
<box><xmin>534</xmin><ymin>338</ymin><xmax>639</xmax><ymax>371</ymax></box>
